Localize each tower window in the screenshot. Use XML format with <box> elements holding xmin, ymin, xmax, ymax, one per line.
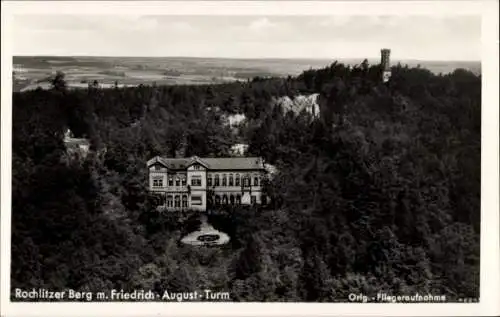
<box><xmin>191</xmin><ymin>176</ymin><xmax>202</xmax><ymax>186</ymax></box>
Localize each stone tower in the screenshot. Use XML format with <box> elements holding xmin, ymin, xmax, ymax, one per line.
<box><xmin>381</xmin><ymin>48</ymin><xmax>391</xmax><ymax>83</ymax></box>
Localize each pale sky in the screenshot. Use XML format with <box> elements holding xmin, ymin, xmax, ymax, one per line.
<box><xmin>12</xmin><ymin>15</ymin><xmax>481</xmax><ymax>61</ymax></box>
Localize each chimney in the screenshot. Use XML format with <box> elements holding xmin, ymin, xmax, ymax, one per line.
<box><xmin>381</xmin><ymin>48</ymin><xmax>392</xmax><ymax>83</ymax></box>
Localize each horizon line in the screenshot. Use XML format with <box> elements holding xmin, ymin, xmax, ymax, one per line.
<box><xmin>12</xmin><ymin>54</ymin><xmax>481</xmax><ymax>64</ymax></box>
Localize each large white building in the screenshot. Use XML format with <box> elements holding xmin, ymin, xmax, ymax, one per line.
<box><xmin>147</xmin><ymin>156</ymin><xmax>267</xmax><ymax>211</ymax></box>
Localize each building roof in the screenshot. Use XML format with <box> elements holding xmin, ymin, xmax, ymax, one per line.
<box><xmin>147</xmin><ymin>156</ymin><xmax>265</xmax><ymax>170</ymax></box>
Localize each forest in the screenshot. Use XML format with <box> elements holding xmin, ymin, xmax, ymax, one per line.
<box><xmin>11</xmin><ymin>60</ymin><xmax>481</xmax><ymax>302</ymax></box>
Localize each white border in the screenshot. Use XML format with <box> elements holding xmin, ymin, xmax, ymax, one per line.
<box><xmin>1</xmin><ymin>1</ymin><xmax>499</xmax><ymax>317</ymax></box>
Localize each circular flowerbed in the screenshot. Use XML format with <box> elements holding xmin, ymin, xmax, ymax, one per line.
<box><xmin>197</xmin><ymin>234</ymin><xmax>220</xmax><ymax>242</ymax></box>
<box><xmin>180</xmin><ymin>221</ymin><xmax>230</xmax><ymax>246</ymax></box>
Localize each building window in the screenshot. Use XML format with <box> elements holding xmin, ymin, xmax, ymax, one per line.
<box><xmin>182</xmin><ymin>195</ymin><xmax>188</xmax><ymax>208</ymax></box>
<box><xmin>168</xmin><ymin>178</ymin><xmax>173</xmax><ymax>186</ymax></box>
<box><xmin>235</xmin><ymin>174</ymin><xmax>240</xmax><ymax>186</ymax></box>
<box><xmin>153</xmin><ymin>178</ymin><xmax>163</xmax><ymax>187</ymax></box>
<box><xmin>230</xmin><ymin>195</ymin><xmax>235</xmax><ymax>205</ymax></box>
<box><xmin>251</xmin><ymin>195</ymin><xmax>257</xmax><ymax>204</ymax></box>
<box><xmin>243</xmin><ymin>176</ymin><xmax>250</xmax><ymax>187</ymax></box>
<box><xmin>254</xmin><ymin>177</ymin><xmax>259</xmax><ymax>186</ymax></box>
<box><xmin>193</xmin><ymin>164</ymin><xmax>201</xmax><ymax>170</ymax></box>
<box><xmin>191</xmin><ymin>195</ymin><xmax>202</xmax><ymax>206</ymax></box>
<box><xmin>222</xmin><ymin>195</ymin><xmax>228</xmax><ymax>204</ymax></box>
<box><xmin>174</xmin><ymin>195</ymin><xmax>181</xmax><ymax>208</ymax></box>
<box><xmin>175</xmin><ymin>178</ymin><xmax>180</xmax><ymax>187</ymax></box>
<box><xmin>154</xmin><ymin>165</ymin><xmax>162</xmax><ymax>170</ymax></box>
<box><xmin>207</xmin><ymin>176</ymin><xmax>212</xmax><ymax>187</ymax></box>
<box><xmin>236</xmin><ymin>194</ymin><xmax>241</xmax><ymax>204</ymax></box>
<box><xmin>222</xmin><ymin>174</ymin><xmax>227</xmax><ymax>186</ymax></box>
<box><xmin>215</xmin><ymin>195</ymin><xmax>221</xmax><ymax>205</ymax></box>
<box><xmin>167</xmin><ymin>195</ymin><xmax>173</xmax><ymax>207</ymax></box>
<box><xmin>181</xmin><ymin>178</ymin><xmax>186</xmax><ymax>186</ymax></box>
<box><xmin>229</xmin><ymin>174</ymin><xmax>234</xmax><ymax>186</ymax></box>
<box><xmin>214</xmin><ymin>175</ymin><xmax>220</xmax><ymax>186</ymax></box>
<box><xmin>191</xmin><ymin>176</ymin><xmax>202</xmax><ymax>186</ymax></box>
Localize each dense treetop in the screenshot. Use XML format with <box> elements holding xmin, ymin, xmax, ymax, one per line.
<box><xmin>11</xmin><ymin>61</ymin><xmax>480</xmax><ymax>301</ymax></box>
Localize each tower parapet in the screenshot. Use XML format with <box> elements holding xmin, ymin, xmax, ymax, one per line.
<box><xmin>381</xmin><ymin>48</ymin><xmax>391</xmax><ymax>83</ymax></box>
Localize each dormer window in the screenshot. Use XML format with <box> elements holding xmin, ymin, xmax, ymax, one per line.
<box><xmin>154</xmin><ymin>165</ymin><xmax>162</xmax><ymax>170</ymax></box>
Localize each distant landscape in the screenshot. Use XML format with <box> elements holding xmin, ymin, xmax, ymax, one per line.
<box><xmin>12</xmin><ymin>56</ymin><xmax>481</xmax><ymax>92</ymax></box>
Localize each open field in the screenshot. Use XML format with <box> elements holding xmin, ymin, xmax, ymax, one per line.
<box><xmin>13</xmin><ymin>56</ymin><xmax>481</xmax><ymax>92</ymax></box>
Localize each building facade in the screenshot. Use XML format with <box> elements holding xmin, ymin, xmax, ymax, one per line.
<box><xmin>147</xmin><ymin>156</ymin><xmax>267</xmax><ymax>211</ymax></box>
<box><xmin>63</xmin><ymin>129</ymin><xmax>90</xmax><ymax>159</ymax></box>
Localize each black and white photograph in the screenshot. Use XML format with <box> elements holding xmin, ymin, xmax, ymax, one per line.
<box><xmin>1</xmin><ymin>1</ymin><xmax>499</xmax><ymax>316</ymax></box>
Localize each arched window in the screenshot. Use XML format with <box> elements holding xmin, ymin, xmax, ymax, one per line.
<box><xmin>243</xmin><ymin>175</ymin><xmax>250</xmax><ymax>187</ymax></box>
<box><xmin>182</xmin><ymin>195</ymin><xmax>188</xmax><ymax>208</ymax></box>
<box><xmin>167</xmin><ymin>195</ymin><xmax>173</xmax><ymax>207</ymax></box>
<box><xmin>235</xmin><ymin>174</ymin><xmax>240</xmax><ymax>186</ymax></box>
<box><xmin>174</xmin><ymin>195</ymin><xmax>181</xmax><ymax>207</ymax></box>
<box><xmin>254</xmin><ymin>176</ymin><xmax>259</xmax><ymax>186</ymax></box>
<box><xmin>229</xmin><ymin>174</ymin><xmax>234</xmax><ymax>186</ymax></box>
<box><xmin>230</xmin><ymin>195</ymin><xmax>235</xmax><ymax>205</ymax></box>
<box><xmin>222</xmin><ymin>174</ymin><xmax>227</xmax><ymax>186</ymax></box>
<box><xmin>236</xmin><ymin>194</ymin><xmax>241</xmax><ymax>204</ymax></box>
<box><xmin>214</xmin><ymin>174</ymin><xmax>220</xmax><ymax>186</ymax></box>
<box><xmin>222</xmin><ymin>195</ymin><xmax>228</xmax><ymax>204</ymax></box>
<box><xmin>215</xmin><ymin>195</ymin><xmax>221</xmax><ymax>205</ymax></box>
